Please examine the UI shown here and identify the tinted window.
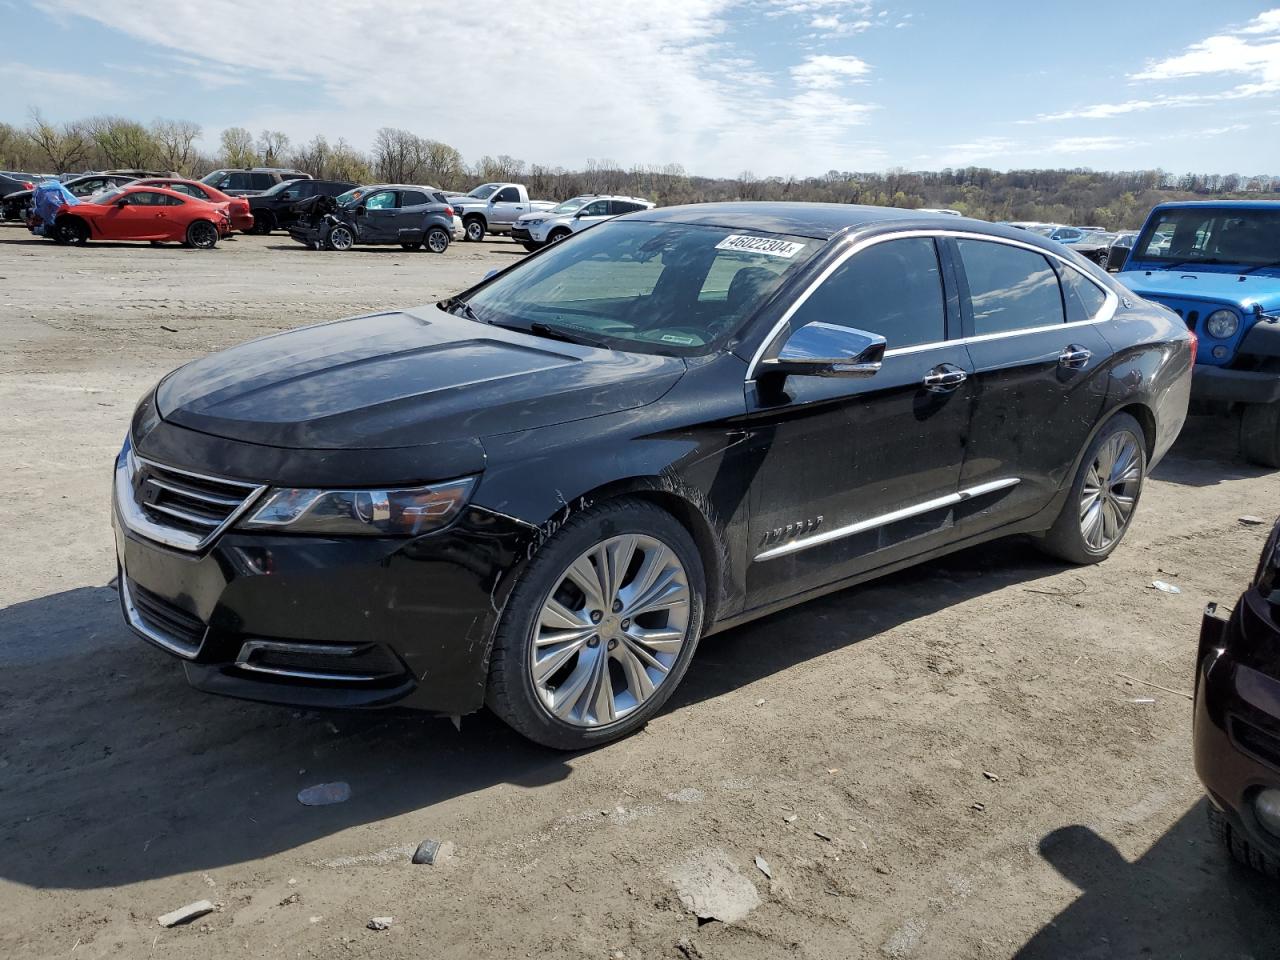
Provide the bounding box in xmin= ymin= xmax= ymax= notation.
xmin=1059 ymin=266 xmax=1107 ymax=323
xmin=494 ymin=187 xmax=520 ymax=203
xmin=249 ymin=173 xmax=273 ymax=190
xmin=788 ymin=238 xmax=946 ymax=349
xmin=957 ymin=239 xmax=1063 ymax=335
xmin=1133 ymin=207 xmax=1280 ymax=266
xmin=365 ymin=191 xmax=397 ymax=210
xmin=280 ymin=172 xmax=307 ymax=181
xmin=322 ymin=182 xmax=352 ymax=197
xmin=400 ymin=190 xmax=429 ymax=206
xmin=581 ymin=200 xmax=611 ymax=216
xmin=125 ymin=191 xmax=169 ymax=206
xmin=611 ymin=201 xmax=645 ymax=214
xmin=212 ymin=172 xmax=251 ymax=191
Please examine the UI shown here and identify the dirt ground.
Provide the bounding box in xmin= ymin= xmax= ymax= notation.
xmin=2 ymin=224 xmax=1279 ymax=960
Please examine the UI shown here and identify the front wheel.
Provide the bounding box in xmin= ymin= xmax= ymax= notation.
xmin=463 ymin=217 xmax=485 ymax=242
xmin=425 ymin=226 xmax=450 ymax=253
xmin=1240 ymin=402 xmax=1280 ymax=468
xmin=522 ymin=241 xmax=543 ymax=252
xmin=486 ymin=499 xmax=705 ymax=750
xmin=185 ymin=220 xmax=219 ymax=249
xmin=1037 ymin=412 xmax=1146 ymax=564
xmin=55 ymin=217 xmax=89 ymax=245
xmin=326 ymin=225 xmax=354 ymax=251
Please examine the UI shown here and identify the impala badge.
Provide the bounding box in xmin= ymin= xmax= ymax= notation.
xmin=760 ymin=516 xmax=824 ymax=548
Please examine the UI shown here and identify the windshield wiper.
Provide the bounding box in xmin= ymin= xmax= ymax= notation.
xmin=438 ymin=295 xmax=480 ymax=322
xmin=1159 ymin=257 xmax=1226 ymax=270
xmin=525 ymin=321 xmax=613 ymax=349
xmin=1243 ymin=260 xmax=1280 ymax=275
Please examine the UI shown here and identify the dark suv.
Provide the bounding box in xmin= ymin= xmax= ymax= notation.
xmin=200 ymin=167 xmax=310 ymax=198
xmin=245 ymin=178 xmax=358 ymax=234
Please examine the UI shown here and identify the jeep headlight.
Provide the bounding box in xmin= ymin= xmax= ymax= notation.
xmin=1205 ymin=309 xmax=1239 ymax=339
xmin=240 ymin=477 xmax=476 ymax=536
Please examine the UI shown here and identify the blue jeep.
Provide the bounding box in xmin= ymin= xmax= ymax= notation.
xmin=1121 ymin=201 xmax=1280 ymax=465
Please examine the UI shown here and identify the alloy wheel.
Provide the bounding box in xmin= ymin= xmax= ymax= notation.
xmin=1079 ymin=429 xmax=1141 ymax=552
xmin=426 ymin=228 xmax=449 ymax=253
xmin=465 ymin=220 xmax=484 ymax=242
xmin=530 ymin=534 xmax=691 ymax=728
xmin=188 ymin=221 xmax=218 ymax=249
xmin=328 ymin=226 xmax=354 ymax=251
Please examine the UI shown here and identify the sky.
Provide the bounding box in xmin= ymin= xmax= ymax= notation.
xmin=2 ymin=0 xmax=1278 ymax=178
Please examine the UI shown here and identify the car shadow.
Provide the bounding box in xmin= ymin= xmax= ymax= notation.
xmin=1014 ymin=803 xmax=1280 ymax=957
xmin=0 ymin=538 xmax=1063 ymax=891
xmin=1153 ymin=412 xmax=1276 ymax=487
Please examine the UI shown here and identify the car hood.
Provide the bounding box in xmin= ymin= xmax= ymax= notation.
xmin=155 ymin=306 xmax=686 ymax=450
xmin=1120 ymin=269 xmax=1280 ymax=311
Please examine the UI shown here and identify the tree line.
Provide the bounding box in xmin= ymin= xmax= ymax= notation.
xmin=2 ymin=111 xmax=1276 ymax=230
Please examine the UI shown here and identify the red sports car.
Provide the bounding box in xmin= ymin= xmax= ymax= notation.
xmin=51 ymin=185 xmax=231 ymax=249
xmin=133 ymin=177 xmax=254 ymax=232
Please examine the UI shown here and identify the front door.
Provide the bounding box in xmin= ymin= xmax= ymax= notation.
xmin=489 ymin=185 xmax=526 ymax=227
xmin=948 ymin=237 xmax=1115 ymax=532
xmin=103 ymin=191 xmax=170 ymax=240
xmin=571 ymin=198 xmax=613 ymax=234
xmin=743 ymin=235 xmax=976 ymax=608
xmin=358 ymin=189 xmax=401 ymax=241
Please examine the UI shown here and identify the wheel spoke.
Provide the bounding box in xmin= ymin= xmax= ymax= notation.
xmin=566 ymin=555 xmax=607 ymax=612
xmin=624 ymin=567 xmax=689 ymax=619
xmin=588 ymin=651 xmax=616 ymax=724
xmin=624 ymin=623 xmax=684 ymax=653
xmin=533 ymin=635 xmax=589 ymax=683
xmin=615 ymin=644 xmax=657 ymax=703
xmin=550 ymin=650 xmax=598 ymax=721
xmin=540 ymin=597 xmax=590 ymax=632
xmin=1081 ymin=501 xmax=1104 ymax=548
xmin=622 ymin=634 xmax=672 ymax=672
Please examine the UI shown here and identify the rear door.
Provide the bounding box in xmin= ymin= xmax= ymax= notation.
xmin=949 ymin=236 xmax=1115 ymax=533
xmin=397 ymin=189 xmax=431 ymax=241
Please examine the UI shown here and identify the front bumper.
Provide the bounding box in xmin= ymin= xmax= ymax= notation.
xmin=1194 ymin=593 xmax=1280 ymax=861
xmin=113 ymin=467 xmax=529 ymax=715
xmin=289 ymin=222 xmax=326 ymax=246
xmin=1190 ymin=365 xmax=1280 ymax=405
xmin=452 ymin=216 xmax=465 ymax=240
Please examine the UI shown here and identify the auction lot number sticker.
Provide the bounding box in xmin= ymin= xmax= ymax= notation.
xmin=715 ymin=235 xmax=805 ymax=258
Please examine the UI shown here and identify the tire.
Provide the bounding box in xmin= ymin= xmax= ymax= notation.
xmin=185 ymin=220 xmax=219 ymax=250
xmin=522 ymin=241 xmax=543 ymax=253
xmin=486 ymin=498 xmax=706 ymax=750
xmin=1208 ymin=803 xmax=1280 ymax=879
xmin=1037 ymin=412 xmax=1146 ymax=565
xmin=425 ymin=226 xmax=450 ymax=254
xmin=401 ymin=242 xmax=422 ymax=251
xmin=463 ymin=217 xmax=486 ymax=242
xmin=1240 ymin=403 xmax=1280 ymax=468
xmin=55 ymin=217 xmax=89 ymax=246
xmin=326 ymin=225 xmax=354 ymax=251
xmin=252 ymin=213 xmax=275 ymax=235
xmin=548 ymin=228 xmax=572 ymax=244
xmin=1097 ymin=252 xmax=1109 ymax=270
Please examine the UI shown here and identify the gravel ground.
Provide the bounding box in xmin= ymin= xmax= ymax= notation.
xmin=2 ymin=225 xmax=1279 ymax=959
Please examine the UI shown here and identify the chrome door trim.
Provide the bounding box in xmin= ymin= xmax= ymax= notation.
xmin=753 ymin=477 xmax=1020 ymax=562
xmin=745 ymin=229 xmax=1118 ymax=380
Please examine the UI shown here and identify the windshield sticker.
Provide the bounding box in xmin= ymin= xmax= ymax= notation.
xmin=715 ymin=235 xmax=805 ymax=258
xmin=660 ymin=333 xmax=698 ymax=345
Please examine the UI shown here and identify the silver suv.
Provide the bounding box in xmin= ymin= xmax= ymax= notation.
xmin=511 ymin=195 xmax=654 ymax=251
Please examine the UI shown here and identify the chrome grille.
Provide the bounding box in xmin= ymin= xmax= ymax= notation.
xmin=115 ymin=442 xmax=266 ymax=551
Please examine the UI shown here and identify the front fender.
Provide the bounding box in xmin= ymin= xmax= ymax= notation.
xmin=1240 ymin=319 xmax=1280 ymax=360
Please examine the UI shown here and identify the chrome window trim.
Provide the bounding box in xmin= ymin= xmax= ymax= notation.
xmin=119 ymin=576 xmax=206 ymax=660
xmin=745 ymin=229 xmax=1119 ymax=379
xmin=113 ymin=440 xmax=267 ymax=552
xmin=753 ymin=477 xmax=1020 ymax=562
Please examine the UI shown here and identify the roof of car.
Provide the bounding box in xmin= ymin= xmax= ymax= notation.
xmin=631 ymin=201 xmax=990 ymax=240
xmin=362 ymin=184 xmax=441 ymax=192
xmin=1150 ymin=199 xmax=1280 ymax=211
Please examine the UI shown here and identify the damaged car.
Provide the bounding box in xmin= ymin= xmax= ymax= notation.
xmin=113 ymin=203 xmax=1192 ymax=749
xmin=288 ymin=184 xmax=462 ymax=252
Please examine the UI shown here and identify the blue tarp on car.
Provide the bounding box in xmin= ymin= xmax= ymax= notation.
xmin=30 ymin=180 xmax=79 ymax=236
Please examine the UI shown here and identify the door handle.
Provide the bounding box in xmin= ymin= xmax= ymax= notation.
xmin=1059 ymin=345 xmax=1092 ymax=368
xmin=922 ymin=364 xmax=968 ymax=393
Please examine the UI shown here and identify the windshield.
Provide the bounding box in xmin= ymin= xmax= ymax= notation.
xmin=1025 ymin=225 xmax=1055 ymax=236
xmin=93 ymin=187 xmax=125 ymax=204
xmin=467 ymin=183 xmax=500 ymax=200
xmin=1134 ymin=207 xmax=1280 ymax=267
xmin=260 ymin=179 xmax=297 ymax=196
xmin=462 ymin=220 xmax=822 ymax=356
xmin=549 ymin=197 xmax=590 ymax=214
xmin=335 ymin=188 xmax=367 ymax=206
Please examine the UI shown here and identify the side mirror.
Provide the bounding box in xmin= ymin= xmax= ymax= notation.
xmin=759 ymin=322 xmax=885 ymax=379
xmin=116 ymin=199 xmax=129 ymax=208
xmin=355 ymin=205 xmax=366 ymax=215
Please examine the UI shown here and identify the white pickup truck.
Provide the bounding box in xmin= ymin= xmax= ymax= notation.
xmin=446 ymin=182 xmax=556 ymax=242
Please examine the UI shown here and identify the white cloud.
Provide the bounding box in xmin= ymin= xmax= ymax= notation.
xmin=30 ymin=0 xmax=882 ymax=176
xmin=0 ymin=62 xmax=126 ymax=104
xmin=1046 ymin=136 xmax=1132 ymax=154
xmin=791 ymin=54 xmax=872 ymax=89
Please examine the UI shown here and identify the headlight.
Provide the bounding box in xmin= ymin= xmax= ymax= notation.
xmin=526 ymin=218 xmax=544 ymax=226
xmin=239 ymin=477 xmax=476 ymax=536
xmin=1204 ymin=309 xmax=1239 ymax=339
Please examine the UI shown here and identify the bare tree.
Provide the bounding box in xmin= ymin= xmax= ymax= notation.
xmin=85 ymin=115 xmax=160 ymax=169
xmin=257 ymin=129 xmax=291 ymax=166
xmin=151 ymin=118 xmax=202 ymax=174
xmin=372 ymin=127 xmax=417 ymax=183
xmin=24 ymin=110 xmax=90 ymax=172
xmin=219 ymin=126 xmax=257 ymax=167
xmin=327 ymin=138 xmax=372 ymax=184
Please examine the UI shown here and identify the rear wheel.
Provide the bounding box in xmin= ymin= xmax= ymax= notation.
xmin=486 ymin=498 xmax=705 ymax=750
xmin=425 ymin=226 xmax=450 ymax=254
xmin=251 ymin=213 xmax=275 ymax=235
xmin=55 ymin=217 xmax=89 ymax=245
xmin=185 ymin=220 xmax=219 ymax=249
xmin=1208 ymin=803 xmax=1280 ymax=878
xmin=326 ymin=225 xmax=354 ymax=251
xmin=1240 ymin=402 xmax=1280 ymax=468
xmin=463 ymin=217 xmax=486 ymax=242
xmin=1037 ymin=412 xmax=1146 ymax=564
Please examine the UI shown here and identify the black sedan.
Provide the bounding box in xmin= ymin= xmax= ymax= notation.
xmin=246 ymin=178 xmax=358 ymax=234
xmin=1197 ymin=518 xmax=1280 ymax=877
xmin=113 ymin=203 xmax=1193 ymax=748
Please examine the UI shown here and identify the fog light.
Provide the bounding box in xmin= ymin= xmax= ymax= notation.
xmin=1212 ymin=346 xmax=1228 ymax=360
xmin=1255 ymin=789 xmax=1280 ymax=837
